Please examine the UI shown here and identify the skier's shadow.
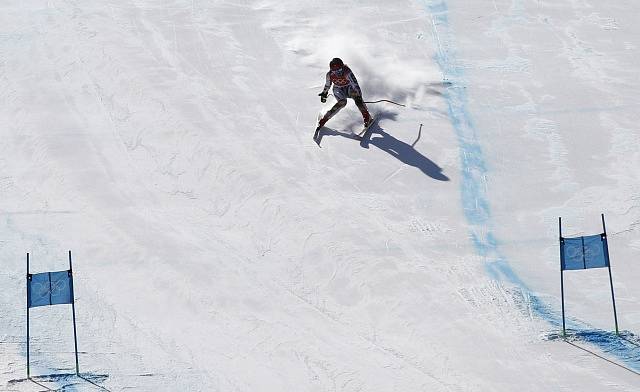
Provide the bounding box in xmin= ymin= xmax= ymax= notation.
xmin=365 ymin=127 xmax=449 ymax=181
xmin=320 ymin=113 xmax=449 ymax=181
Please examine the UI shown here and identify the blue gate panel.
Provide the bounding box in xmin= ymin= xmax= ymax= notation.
xmin=561 ymin=234 xmax=609 ymax=271
xmin=28 ymin=270 xmax=73 ymax=308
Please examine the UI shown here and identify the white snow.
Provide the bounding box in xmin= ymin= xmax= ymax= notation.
xmin=1 ymin=0 xmax=639 ymax=391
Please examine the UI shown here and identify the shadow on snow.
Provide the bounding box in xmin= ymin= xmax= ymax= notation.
xmin=545 ymin=329 xmax=640 ymax=375
xmin=317 ymin=110 xmax=450 ymax=182
xmin=8 ymin=372 xmax=111 ymax=391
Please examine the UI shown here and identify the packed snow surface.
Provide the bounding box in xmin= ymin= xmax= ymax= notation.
xmin=1 ymin=0 xmax=640 ymax=391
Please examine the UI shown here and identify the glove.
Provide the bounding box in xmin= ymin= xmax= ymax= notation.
xmin=319 ymin=92 xmax=328 ymax=103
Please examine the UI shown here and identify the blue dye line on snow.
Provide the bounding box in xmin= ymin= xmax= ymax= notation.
xmin=420 ymin=0 xmax=640 ymax=371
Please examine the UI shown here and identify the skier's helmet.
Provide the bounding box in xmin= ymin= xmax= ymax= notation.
xmin=330 ymin=58 xmax=344 ymax=71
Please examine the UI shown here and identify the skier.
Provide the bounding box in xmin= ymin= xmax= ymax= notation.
xmin=316 ymin=58 xmax=373 ymax=132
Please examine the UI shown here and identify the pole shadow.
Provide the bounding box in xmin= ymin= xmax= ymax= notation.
xmin=317 ymin=127 xmax=360 ymax=142
xmin=79 ymin=374 xmax=112 ymax=391
xmin=564 ymin=340 xmax=640 ymax=376
xmin=29 ymin=378 xmax=54 ymax=391
xmin=620 ymin=331 xmax=640 ymax=348
xmin=548 ymin=329 xmax=640 ymax=375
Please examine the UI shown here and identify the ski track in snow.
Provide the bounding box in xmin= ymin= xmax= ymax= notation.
xmin=422 ymin=0 xmax=640 ymax=373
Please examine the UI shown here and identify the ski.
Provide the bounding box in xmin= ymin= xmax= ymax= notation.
xmin=313 ymin=126 xmax=322 ymax=147
xmin=313 ymin=112 xmax=324 ymax=147
xmin=357 ymin=114 xmax=378 ymax=139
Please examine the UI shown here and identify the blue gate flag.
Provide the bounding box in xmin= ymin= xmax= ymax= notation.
xmin=561 ymin=234 xmax=609 ymax=271
xmin=28 ymin=270 xmax=74 ymax=308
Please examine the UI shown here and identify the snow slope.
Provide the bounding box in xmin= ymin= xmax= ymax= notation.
xmin=1 ymin=0 xmax=639 ymax=391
